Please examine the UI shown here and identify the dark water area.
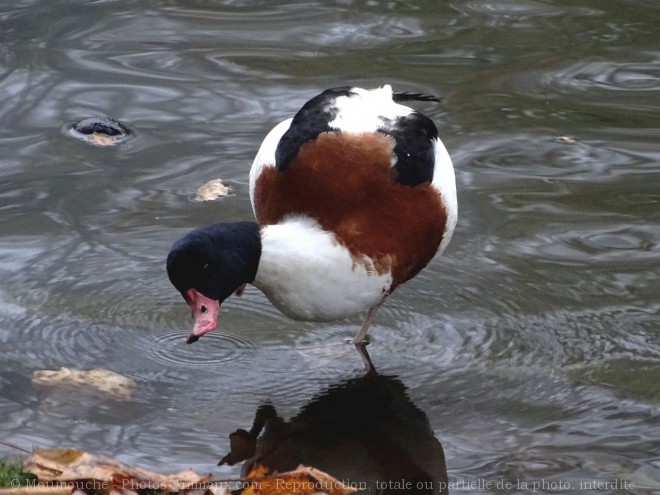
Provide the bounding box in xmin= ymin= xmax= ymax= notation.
xmin=1 ymin=0 xmax=659 ymax=493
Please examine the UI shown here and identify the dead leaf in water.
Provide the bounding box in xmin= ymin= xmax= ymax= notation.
xmin=10 ymin=448 xmax=352 ymax=495
xmin=244 ymin=464 xmax=269 ymax=480
xmin=87 ymin=132 xmax=119 ymax=147
xmin=240 ymin=464 xmax=357 ymax=495
xmin=31 ymin=368 xmax=135 ymax=399
xmin=195 ymin=179 xmax=229 ymax=201
xmin=24 ymin=449 xmax=214 ymax=494
xmin=0 ymin=487 xmax=74 ymax=495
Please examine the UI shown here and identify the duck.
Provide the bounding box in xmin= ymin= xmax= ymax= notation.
xmin=166 ymin=85 xmax=457 ymax=353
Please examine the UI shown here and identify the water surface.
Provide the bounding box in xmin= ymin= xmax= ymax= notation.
xmin=1 ymin=1 xmax=659 ymax=493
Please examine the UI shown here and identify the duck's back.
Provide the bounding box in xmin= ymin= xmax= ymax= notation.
xmin=249 ymin=85 xmax=457 ymax=290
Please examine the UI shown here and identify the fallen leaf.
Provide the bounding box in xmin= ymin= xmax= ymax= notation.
xmin=32 ymin=368 xmax=135 ymax=399
xmin=24 ymin=449 xmax=215 ymax=494
xmin=87 ymin=133 xmax=119 ymax=147
xmin=0 ymin=487 xmax=73 ymax=495
xmin=196 ymin=179 xmax=229 ymax=201
xmin=18 ymin=449 xmax=353 ymax=495
xmin=240 ymin=465 xmax=357 ymax=495
xmin=245 ymin=464 xmax=269 ymax=480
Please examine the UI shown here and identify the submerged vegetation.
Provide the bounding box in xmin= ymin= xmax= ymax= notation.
xmin=0 ymin=457 xmax=36 ymax=487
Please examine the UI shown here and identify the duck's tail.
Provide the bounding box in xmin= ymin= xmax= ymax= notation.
xmin=392 ymin=91 xmax=443 ymax=103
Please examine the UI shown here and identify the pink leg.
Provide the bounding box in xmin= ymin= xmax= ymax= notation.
xmin=351 ymin=298 xmax=386 ymax=344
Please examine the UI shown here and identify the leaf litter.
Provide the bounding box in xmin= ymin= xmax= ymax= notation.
xmin=1 ymin=449 xmax=355 ymax=495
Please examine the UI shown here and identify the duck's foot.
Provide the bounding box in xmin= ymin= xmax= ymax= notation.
xmin=353 ymin=341 xmax=377 ymax=374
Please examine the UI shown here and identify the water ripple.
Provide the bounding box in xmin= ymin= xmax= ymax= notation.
xmin=543 ymin=57 xmax=660 ymax=95
xmin=0 ymin=316 xmax=114 ymax=369
xmin=136 ymin=330 xmax=256 ymax=369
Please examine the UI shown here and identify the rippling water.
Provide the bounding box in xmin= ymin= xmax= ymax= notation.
xmin=1 ymin=0 xmax=659 ymax=493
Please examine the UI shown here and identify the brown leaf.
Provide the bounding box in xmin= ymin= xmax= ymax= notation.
xmin=240 ymin=465 xmax=357 ymax=495
xmin=32 ymin=368 xmax=135 ymax=399
xmin=244 ymin=464 xmax=269 ymax=480
xmin=195 ymin=179 xmax=229 ymax=201
xmin=88 ymin=133 xmax=119 ymax=147
xmin=24 ymin=449 xmax=214 ymax=494
xmin=0 ymin=487 xmax=72 ymax=495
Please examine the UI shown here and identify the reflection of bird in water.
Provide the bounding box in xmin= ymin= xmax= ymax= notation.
xmin=219 ymin=372 xmax=448 ymax=494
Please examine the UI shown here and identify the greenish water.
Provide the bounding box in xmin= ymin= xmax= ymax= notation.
xmin=0 ymin=1 xmax=658 ymax=493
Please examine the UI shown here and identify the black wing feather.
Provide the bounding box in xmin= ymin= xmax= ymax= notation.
xmin=275 ymin=87 xmax=352 ymax=171
xmin=381 ymin=112 xmax=438 ymax=186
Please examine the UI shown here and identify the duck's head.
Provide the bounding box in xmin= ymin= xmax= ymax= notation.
xmin=166 ymin=222 xmax=261 ymax=344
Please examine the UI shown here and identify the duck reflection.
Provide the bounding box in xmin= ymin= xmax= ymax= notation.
xmin=219 ymin=370 xmax=447 ymax=494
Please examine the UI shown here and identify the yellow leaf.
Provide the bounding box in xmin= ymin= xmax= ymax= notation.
xmin=24 ymin=449 xmax=214 ymax=493
xmin=88 ymin=133 xmax=119 ymax=147
xmin=245 ymin=464 xmax=270 ymax=480
xmin=240 ymin=465 xmax=356 ymax=495
xmin=195 ymin=179 xmax=230 ymax=201
xmin=32 ymin=368 xmax=135 ymax=399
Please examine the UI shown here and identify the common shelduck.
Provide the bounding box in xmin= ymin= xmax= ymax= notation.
xmin=167 ymin=85 xmax=457 ymax=351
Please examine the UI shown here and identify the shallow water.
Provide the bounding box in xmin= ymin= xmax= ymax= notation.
xmin=1 ymin=0 xmax=659 ymax=493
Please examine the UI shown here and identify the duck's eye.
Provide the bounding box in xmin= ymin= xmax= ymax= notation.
xmin=201 ymin=305 xmax=207 ymax=314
